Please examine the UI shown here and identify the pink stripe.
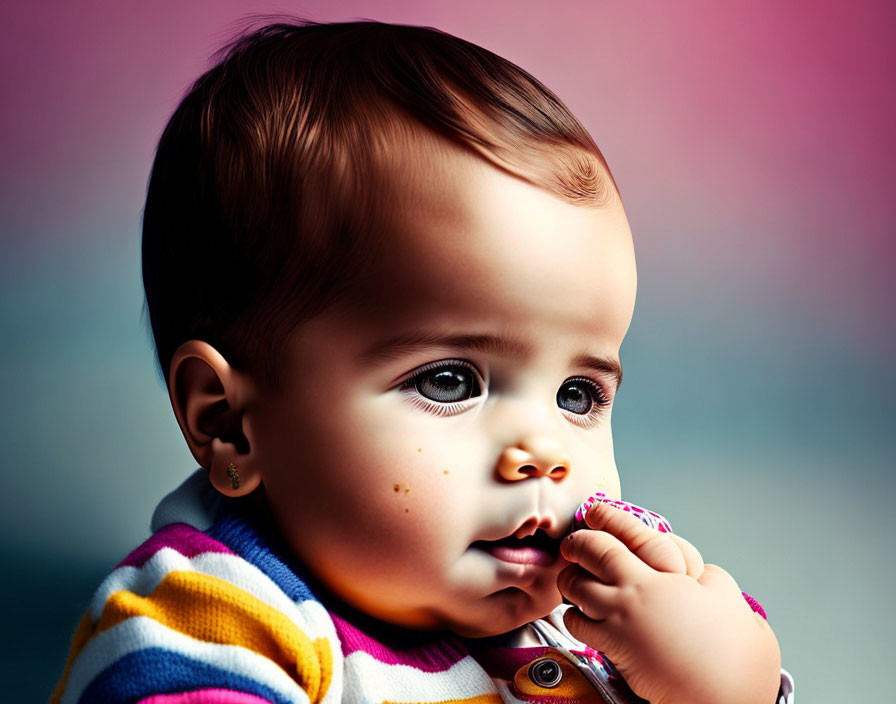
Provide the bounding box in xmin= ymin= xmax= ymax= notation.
xmin=136 ymin=690 xmax=273 ymax=704
xmin=742 ymin=591 xmax=768 ymax=619
xmin=118 ymin=523 xmax=234 ymax=568
xmin=331 ymin=611 xmax=469 ymax=671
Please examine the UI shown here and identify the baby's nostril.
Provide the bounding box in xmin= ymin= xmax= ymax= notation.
xmin=549 ymin=465 xmax=567 ymax=477
xmin=519 ymin=464 xmax=538 ymax=475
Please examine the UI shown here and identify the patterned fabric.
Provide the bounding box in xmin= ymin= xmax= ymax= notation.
xmin=573 ymin=493 xmax=673 ymax=534
xmin=50 ymin=471 xmax=794 ymax=703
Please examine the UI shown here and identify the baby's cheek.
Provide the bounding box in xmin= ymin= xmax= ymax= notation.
xmin=388 ymin=480 xmax=416 ymax=517
xmin=602 ymin=471 xmax=622 ymax=499
xmin=576 ymin=465 xmax=620 ymax=501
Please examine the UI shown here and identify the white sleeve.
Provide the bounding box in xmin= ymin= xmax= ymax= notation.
xmin=777 ymin=668 xmax=794 ymax=703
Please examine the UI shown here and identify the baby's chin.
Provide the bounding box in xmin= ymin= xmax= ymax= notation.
xmin=438 ymin=586 xmax=563 ymax=639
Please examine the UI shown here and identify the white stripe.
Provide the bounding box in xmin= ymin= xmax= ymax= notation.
xmin=89 ymin=548 xmax=337 ymax=643
xmin=342 ymin=649 xmax=496 ymax=704
xmin=60 ymin=615 xmax=310 ymax=704
xmin=88 ymin=547 xmax=345 ymax=704
xmin=778 ymin=668 xmax=795 ymax=704
xmin=149 ymin=468 xmax=217 ymax=533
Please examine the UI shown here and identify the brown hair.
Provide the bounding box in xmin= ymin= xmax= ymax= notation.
xmin=141 ymin=18 xmax=619 ymax=393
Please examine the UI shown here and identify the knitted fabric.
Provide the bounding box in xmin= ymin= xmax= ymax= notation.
xmin=50 ymin=473 xmax=790 ymax=703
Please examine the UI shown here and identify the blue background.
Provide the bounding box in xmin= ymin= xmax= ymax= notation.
xmin=2 ymin=1 xmax=893 ymax=701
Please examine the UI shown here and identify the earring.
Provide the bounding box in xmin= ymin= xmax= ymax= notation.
xmin=226 ymin=462 xmax=240 ymax=490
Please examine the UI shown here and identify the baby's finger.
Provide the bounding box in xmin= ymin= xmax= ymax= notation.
xmin=696 ymin=563 xmax=741 ymax=595
xmin=560 ymin=528 xmax=647 ymax=585
xmin=668 ymin=534 xmax=705 ymax=579
xmin=556 ymin=564 xmax=618 ymax=621
xmin=697 ymin=565 xmax=760 ymax=622
xmin=584 ymin=502 xmax=687 ymax=575
xmin=562 ymin=605 xmax=613 ymax=652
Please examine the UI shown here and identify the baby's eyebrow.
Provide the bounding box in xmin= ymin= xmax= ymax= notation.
xmin=361 ymin=332 xmax=623 ymax=389
xmin=362 ymin=332 xmax=532 ymax=364
xmin=571 ymin=353 xmax=623 ymax=390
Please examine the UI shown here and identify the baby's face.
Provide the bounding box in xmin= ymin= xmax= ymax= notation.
xmin=248 ymin=141 xmax=636 ymax=637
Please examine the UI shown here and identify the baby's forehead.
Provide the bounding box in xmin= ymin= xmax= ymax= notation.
xmin=371 ymin=128 xmax=629 ymax=242
xmin=367 ymin=121 xmax=483 ymax=203
xmin=331 ymin=138 xmax=636 ymax=350
xmin=368 ymin=124 xmax=608 ymax=232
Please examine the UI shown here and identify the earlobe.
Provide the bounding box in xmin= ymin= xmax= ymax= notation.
xmin=207 ymin=439 xmax=262 ymax=497
xmin=168 ymin=340 xmax=262 ymax=497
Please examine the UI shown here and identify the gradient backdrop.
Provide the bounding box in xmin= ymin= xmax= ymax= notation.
xmin=2 ymin=1 xmax=893 ymax=701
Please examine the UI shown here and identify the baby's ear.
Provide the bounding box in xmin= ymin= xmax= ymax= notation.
xmin=168 ymin=340 xmax=262 ymax=497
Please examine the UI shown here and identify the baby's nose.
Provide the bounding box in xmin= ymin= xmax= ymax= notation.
xmin=496 ymin=435 xmax=571 ymax=482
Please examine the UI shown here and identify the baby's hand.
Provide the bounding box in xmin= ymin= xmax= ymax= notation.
xmin=557 ymin=502 xmax=781 ymax=704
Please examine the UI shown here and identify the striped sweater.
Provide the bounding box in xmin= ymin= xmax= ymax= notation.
xmin=51 ymin=471 xmax=794 ymax=703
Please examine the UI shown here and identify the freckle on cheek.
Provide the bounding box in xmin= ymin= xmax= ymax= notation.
xmin=442 ymin=469 xmax=450 ymax=475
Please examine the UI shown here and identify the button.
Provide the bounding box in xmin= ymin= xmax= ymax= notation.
xmin=528 ymin=657 xmax=563 ymax=688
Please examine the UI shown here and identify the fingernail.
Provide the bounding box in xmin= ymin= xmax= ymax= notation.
xmin=572 ymin=492 xmax=608 ymax=530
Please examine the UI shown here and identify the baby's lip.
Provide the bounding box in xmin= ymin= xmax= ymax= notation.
xmin=471 ymin=512 xmax=569 ymax=564
xmin=470 ymin=529 xmax=562 ymax=566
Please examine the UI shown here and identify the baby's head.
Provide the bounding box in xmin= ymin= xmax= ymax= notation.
xmin=143 ymin=19 xmax=636 ymax=637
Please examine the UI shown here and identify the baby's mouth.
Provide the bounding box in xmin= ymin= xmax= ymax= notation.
xmin=471 ymin=529 xmax=561 ymax=567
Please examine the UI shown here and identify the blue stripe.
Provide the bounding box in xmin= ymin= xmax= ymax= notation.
xmin=207 ymin=511 xmax=320 ymax=605
xmin=78 ymin=648 xmax=295 ymax=703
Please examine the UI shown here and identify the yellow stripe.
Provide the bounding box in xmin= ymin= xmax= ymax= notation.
xmin=313 ymin=636 xmax=333 ymax=701
xmin=91 ymin=570 xmax=331 ymax=702
xmin=383 ymin=696 xmax=504 ymax=704
xmin=49 ymin=610 xmax=94 ymax=704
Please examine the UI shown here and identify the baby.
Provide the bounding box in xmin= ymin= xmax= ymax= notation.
xmin=51 ymin=19 xmax=792 ymax=704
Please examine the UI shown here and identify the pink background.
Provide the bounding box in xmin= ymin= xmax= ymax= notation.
xmin=2 ymin=1 xmax=892 ymax=700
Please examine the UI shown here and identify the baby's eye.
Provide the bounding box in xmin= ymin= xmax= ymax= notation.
xmin=403 ymin=361 xmax=482 ymax=403
xmin=557 ymin=378 xmax=609 ymax=416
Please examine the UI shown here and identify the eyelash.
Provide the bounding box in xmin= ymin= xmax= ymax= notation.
xmin=559 ymin=376 xmax=612 ymax=429
xmin=398 ymin=359 xmax=484 ymax=417
xmin=397 ymin=360 xmax=613 ymax=426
